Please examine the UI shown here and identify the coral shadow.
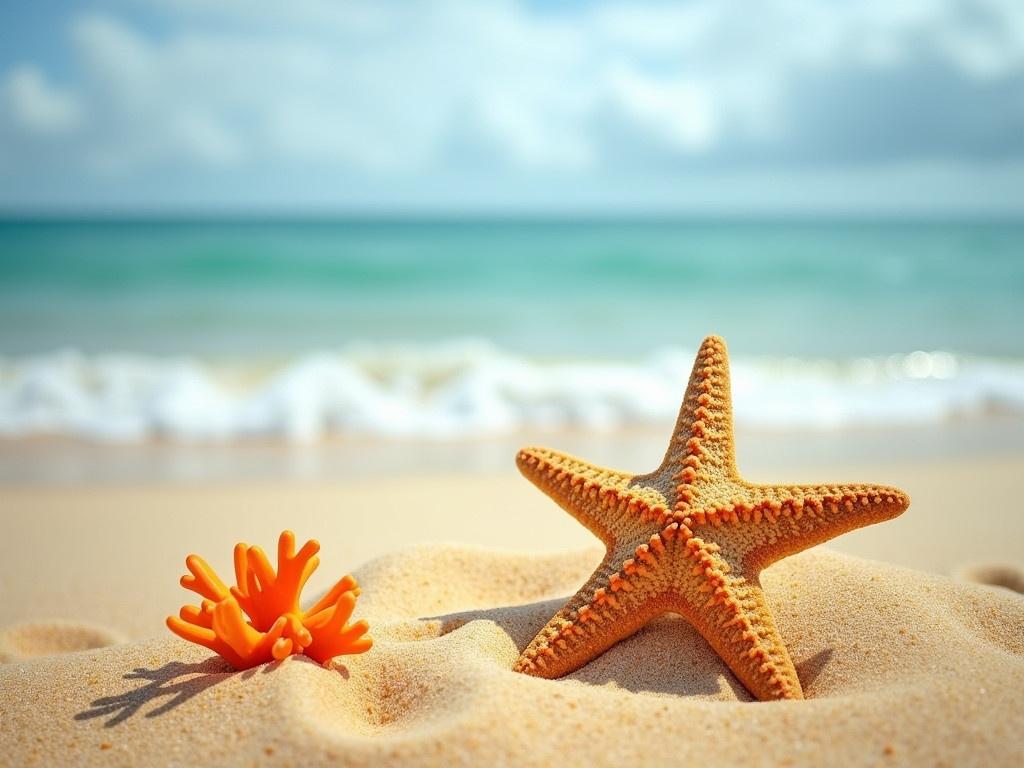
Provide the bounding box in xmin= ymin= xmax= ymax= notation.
xmin=74 ymin=658 xmax=235 ymax=727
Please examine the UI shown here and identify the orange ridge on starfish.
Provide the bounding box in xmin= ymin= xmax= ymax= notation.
xmin=512 ymin=335 xmax=910 ymax=701
xmin=166 ymin=530 xmax=372 ymax=670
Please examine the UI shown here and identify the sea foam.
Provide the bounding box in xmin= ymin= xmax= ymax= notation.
xmin=1 ymin=342 xmax=1022 ymax=442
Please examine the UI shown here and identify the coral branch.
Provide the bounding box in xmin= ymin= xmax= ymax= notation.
xmin=305 ymin=574 xmax=359 ymax=618
xmin=230 ymin=532 xmax=321 ymax=631
xmin=180 ymin=555 xmax=230 ymax=603
xmin=166 ymin=531 xmax=372 ymax=670
xmin=304 ymin=591 xmax=373 ymax=664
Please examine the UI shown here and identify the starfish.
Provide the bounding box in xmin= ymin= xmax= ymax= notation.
xmin=513 ymin=335 xmax=909 ymax=701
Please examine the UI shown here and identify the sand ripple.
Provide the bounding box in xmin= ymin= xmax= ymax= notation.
xmin=1 ymin=547 xmax=1022 ymax=766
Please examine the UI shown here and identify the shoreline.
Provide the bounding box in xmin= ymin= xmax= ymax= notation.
xmin=2 ymin=415 xmax=1023 ymax=485
xmin=2 ymin=452 xmax=1022 ymax=640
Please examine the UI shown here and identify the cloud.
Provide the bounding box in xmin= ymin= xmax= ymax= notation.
xmin=0 ymin=0 xmax=1022 ymax=210
xmin=2 ymin=66 xmax=82 ymax=135
xmin=607 ymin=66 xmax=717 ymax=153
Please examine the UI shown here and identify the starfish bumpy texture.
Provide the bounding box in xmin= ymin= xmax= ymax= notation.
xmin=514 ymin=336 xmax=910 ymax=701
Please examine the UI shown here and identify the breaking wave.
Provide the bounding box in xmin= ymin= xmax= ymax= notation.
xmin=1 ymin=341 xmax=1022 ymax=442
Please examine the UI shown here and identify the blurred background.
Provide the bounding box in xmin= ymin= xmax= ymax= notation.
xmin=1 ymin=0 xmax=1022 ymax=484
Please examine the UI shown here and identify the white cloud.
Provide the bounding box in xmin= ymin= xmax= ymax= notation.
xmin=608 ymin=66 xmax=717 ymax=152
xmin=0 ymin=0 xmax=1022 ymax=209
xmin=2 ymin=66 xmax=82 ymax=135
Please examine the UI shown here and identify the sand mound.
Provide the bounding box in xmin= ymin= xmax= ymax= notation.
xmin=0 ymin=620 xmax=124 ymax=662
xmin=954 ymin=563 xmax=1024 ymax=595
xmin=1 ymin=546 xmax=1022 ymax=766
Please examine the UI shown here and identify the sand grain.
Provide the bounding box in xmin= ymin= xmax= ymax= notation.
xmin=1 ymin=545 xmax=1022 ymax=767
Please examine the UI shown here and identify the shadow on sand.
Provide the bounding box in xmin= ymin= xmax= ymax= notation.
xmin=420 ymin=597 xmax=833 ymax=700
xmin=794 ymin=647 xmax=834 ymax=693
xmin=75 ymin=658 xmax=244 ymax=727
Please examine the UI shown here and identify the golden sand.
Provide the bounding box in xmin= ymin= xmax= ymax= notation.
xmin=1 ymin=457 xmax=1020 ymax=638
xmin=1 ymin=454 xmax=1023 ymax=765
xmin=1 ymin=545 xmax=1023 ymax=766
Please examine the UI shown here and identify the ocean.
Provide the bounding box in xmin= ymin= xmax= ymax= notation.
xmin=1 ymin=218 xmax=1022 ymax=442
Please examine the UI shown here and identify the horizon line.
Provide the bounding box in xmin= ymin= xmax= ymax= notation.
xmin=2 ymin=209 xmax=1023 ymax=225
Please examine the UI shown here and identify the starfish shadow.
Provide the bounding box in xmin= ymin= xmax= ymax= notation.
xmin=956 ymin=564 xmax=1024 ymax=594
xmin=423 ymin=599 xmax=742 ymax=700
xmin=563 ymin=615 xmax=749 ymax=699
xmin=423 ymin=597 xmax=565 ymax=650
xmin=74 ymin=657 xmax=236 ymax=727
xmin=794 ymin=647 xmax=834 ymax=694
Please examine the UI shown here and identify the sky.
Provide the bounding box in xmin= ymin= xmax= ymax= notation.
xmin=1 ymin=0 xmax=1022 ymax=215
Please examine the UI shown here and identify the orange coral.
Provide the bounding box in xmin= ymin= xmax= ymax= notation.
xmin=166 ymin=531 xmax=371 ymax=670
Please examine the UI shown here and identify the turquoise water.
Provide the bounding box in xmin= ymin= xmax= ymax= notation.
xmin=1 ymin=218 xmax=1023 ymax=441
xmin=1 ymin=218 xmax=1022 ymax=358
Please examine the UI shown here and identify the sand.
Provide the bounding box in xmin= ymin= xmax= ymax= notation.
xmin=1 ymin=455 xmax=1023 ymax=765
xmin=2 ymin=546 xmax=1023 ymax=766
xmin=2 ymin=457 xmax=1023 ymax=638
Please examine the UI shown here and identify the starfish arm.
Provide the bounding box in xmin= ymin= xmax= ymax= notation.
xmin=727 ymin=482 xmax=910 ymax=569
xmin=674 ymin=567 xmax=802 ymax=701
xmin=654 ymin=334 xmax=737 ymax=472
xmin=514 ymin=546 xmax=674 ymax=678
xmin=516 ymin=447 xmax=651 ymax=542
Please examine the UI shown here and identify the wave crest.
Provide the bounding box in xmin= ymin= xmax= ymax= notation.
xmin=1 ymin=342 xmax=1022 ymax=441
